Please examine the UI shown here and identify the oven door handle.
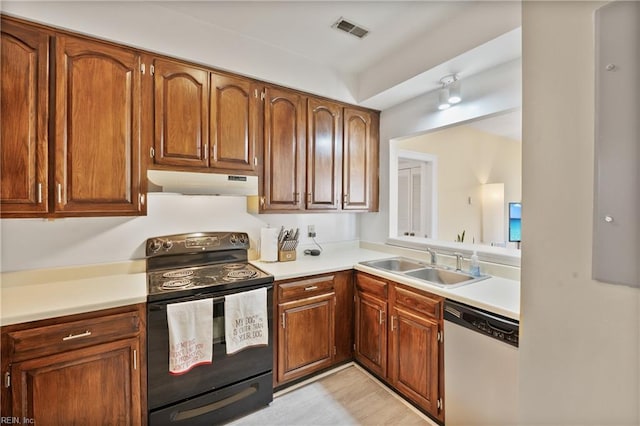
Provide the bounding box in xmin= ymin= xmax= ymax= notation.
xmin=148 ymin=295 xmax=226 ymax=311
xmin=171 ymin=384 xmax=258 ymax=421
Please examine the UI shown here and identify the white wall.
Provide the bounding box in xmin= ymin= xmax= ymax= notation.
xmin=0 ymin=194 xmax=358 ymax=272
xmin=360 ymin=58 xmax=522 ymax=244
xmin=520 ymin=2 xmax=639 ymax=424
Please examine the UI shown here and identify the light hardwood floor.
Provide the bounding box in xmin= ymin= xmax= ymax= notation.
xmin=227 ymin=364 xmax=438 ymax=425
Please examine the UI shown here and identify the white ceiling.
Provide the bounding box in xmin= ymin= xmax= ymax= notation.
xmin=155 ymin=1 xmax=471 ymax=77
xmin=155 ymin=1 xmax=522 ymax=140
xmin=2 ymin=0 xmax=522 ymax=135
xmin=155 ymin=1 xmax=522 ymax=109
xmin=465 ymin=109 xmax=522 ymax=142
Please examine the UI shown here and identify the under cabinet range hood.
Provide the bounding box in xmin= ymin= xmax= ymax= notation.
xmin=147 ymin=170 xmax=259 ymax=196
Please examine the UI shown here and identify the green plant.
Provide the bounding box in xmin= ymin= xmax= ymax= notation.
xmin=456 ymin=230 xmax=466 ymax=242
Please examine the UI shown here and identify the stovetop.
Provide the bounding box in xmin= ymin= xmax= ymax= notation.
xmin=145 ymin=232 xmax=273 ymax=302
xmin=148 ymin=262 xmax=272 ymax=301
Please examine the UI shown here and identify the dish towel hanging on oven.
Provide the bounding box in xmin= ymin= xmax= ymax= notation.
xmin=166 ymin=298 xmax=213 ymax=375
xmin=224 ymin=287 xmax=268 ymax=354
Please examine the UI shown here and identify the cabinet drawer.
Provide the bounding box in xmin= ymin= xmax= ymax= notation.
xmin=278 ymin=275 xmax=335 ymax=302
xmin=7 ymin=311 xmax=140 ymax=361
xmin=356 ymin=273 xmax=387 ymax=298
xmin=394 ymin=285 xmax=442 ymax=319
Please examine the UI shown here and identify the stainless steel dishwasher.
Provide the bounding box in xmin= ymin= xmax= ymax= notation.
xmin=444 ymin=300 xmax=519 ymax=426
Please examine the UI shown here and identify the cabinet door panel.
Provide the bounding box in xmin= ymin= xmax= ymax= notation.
xmin=263 ymin=87 xmax=305 ymax=211
xmin=153 ymin=59 xmax=209 ymax=167
xmin=11 ymin=338 xmax=141 ymax=425
xmin=0 ymin=20 xmax=49 ymax=216
xmin=343 ymin=108 xmax=378 ymax=211
xmin=306 ymin=98 xmax=341 ymax=210
xmin=277 ymin=293 xmax=335 ymax=383
xmin=354 ymin=291 xmax=387 ymax=377
xmin=210 ymin=74 xmax=259 ymax=172
xmin=54 ymin=36 xmax=142 ymax=214
xmin=390 ymin=306 xmax=440 ymax=417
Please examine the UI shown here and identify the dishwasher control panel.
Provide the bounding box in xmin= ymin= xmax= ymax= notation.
xmin=444 ymin=300 xmax=519 ymax=347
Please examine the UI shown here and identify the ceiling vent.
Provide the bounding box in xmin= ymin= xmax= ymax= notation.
xmin=332 ymin=17 xmax=369 ymax=39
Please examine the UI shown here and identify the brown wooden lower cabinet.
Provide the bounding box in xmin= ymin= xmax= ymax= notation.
xmin=354 ymin=271 xmax=388 ymax=377
xmin=0 ymin=304 xmax=146 ymax=425
xmin=354 ymin=271 xmax=444 ymax=422
xmin=274 ymin=270 xmax=353 ymax=387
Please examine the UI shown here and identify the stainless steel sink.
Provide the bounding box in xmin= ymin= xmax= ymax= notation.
xmin=405 ymin=268 xmax=477 ymax=285
xmin=360 ymin=257 xmax=426 ymax=272
xmin=359 ymin=257 xmax=490 ymax=288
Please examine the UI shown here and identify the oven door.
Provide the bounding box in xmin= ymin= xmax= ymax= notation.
xmin=147 ymin=283 xmax=273 ymax=411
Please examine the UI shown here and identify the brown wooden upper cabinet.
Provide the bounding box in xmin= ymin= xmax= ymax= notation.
xmin=260 ymin=95 xmax=379 ymax=213
xmin=262 ymin=86 xmax=306 ymax=211
xmin=150 ymin=62 xmax=261 ymax=174
xmin=0 ymin=19 xmax=50 ymax=217
xmin=343 ymin=107 xmax=379 ymax=211
xmin=306 ymin=98 xmax=342 ymax=211
xmin=1 ymin=16 xmax=378 ymax=218
xmin=54 ymin=35 xmax=144 ymax=216
xmin=210 ymin=73 xmax=261 ymax=173
xmin=151 ymin=58 xmax=209 ymax=168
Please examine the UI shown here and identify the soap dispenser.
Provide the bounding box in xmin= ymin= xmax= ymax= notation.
xmin=470 ymin=251 xmax=481 ymax=277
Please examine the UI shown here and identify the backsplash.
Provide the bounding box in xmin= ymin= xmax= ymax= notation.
xmin=0 ymin=194 xmax=359 ymax=272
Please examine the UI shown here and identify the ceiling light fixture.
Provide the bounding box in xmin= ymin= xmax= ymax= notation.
xmin=437 ymin=74 xmax=462 ymax=110
xmin=438 ymin=87 xmax=451 ymax=110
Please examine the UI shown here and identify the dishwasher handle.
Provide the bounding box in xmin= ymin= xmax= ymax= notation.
xmin=444 ymin=300 xmax=519 ymax=347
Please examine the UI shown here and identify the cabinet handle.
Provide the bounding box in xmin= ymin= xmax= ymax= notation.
xmin=133 ymin=349 xmax=138 ymax=370
xmin=62 ymin=330 xmax=92 ymax=341
xmin=391 ymin=315 xmax=396 ymax=331
xmin=140 ymin=193 xmax=145 ymax=206
xmin=37 ymin=183 xmax=42 ymax=204
xmin=343 ymin=193 xmax=349 ymax=204
xmin=260 ymin=196 xmax=265 ymax=209
xmin=379 ymin=310 xmax=384 ymax=325
xmin=304 ymin=285 xmax=318 ymax=291
xmin=57 ymin=183 xmax=62 ymax=204
xmin=294 ymin=192 xmax=300 ymax=204
xmin=212 ymin=144 xmax=217 ymax=160
xmin=281 ymin=312 xmax=286 ymax=328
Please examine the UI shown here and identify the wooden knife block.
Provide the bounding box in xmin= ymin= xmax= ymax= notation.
xmin=278 ymin=250 xmax=296 ymax=262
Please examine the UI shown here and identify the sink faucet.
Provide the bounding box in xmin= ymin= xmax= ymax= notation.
xmin=454 ymin=252 xmax=464 ymax=271
xmin=426 ymin=247 xmax=437 ymax=265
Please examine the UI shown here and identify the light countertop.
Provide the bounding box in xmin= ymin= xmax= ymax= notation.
xmin=1 ymin=261 xmax=147 ymax=326
xmin=253 ymin=241 xmax=520 ymax=320
xmin=1 ymin=241 xmax=520 ymax=326
xmin=250 ymin=241 xmax=391 ymax=280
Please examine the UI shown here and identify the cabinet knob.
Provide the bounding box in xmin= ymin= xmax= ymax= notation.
xmin=604 ymin=215 xmax=614 ymax=223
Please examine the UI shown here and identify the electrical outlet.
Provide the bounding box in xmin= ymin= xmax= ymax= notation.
xmin=308 ymin=224 xmax=316 ymax=238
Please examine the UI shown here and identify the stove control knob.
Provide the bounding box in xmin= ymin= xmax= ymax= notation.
xmin=149 ymin=240 xmax=161 ymax=253
xmin=230 ymin=234 xmax=238 ymax=244
xmin=162 ymin=240 xmax=173 ymax=250
xmin=239 ymin=234 xmax=248 ymax=244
